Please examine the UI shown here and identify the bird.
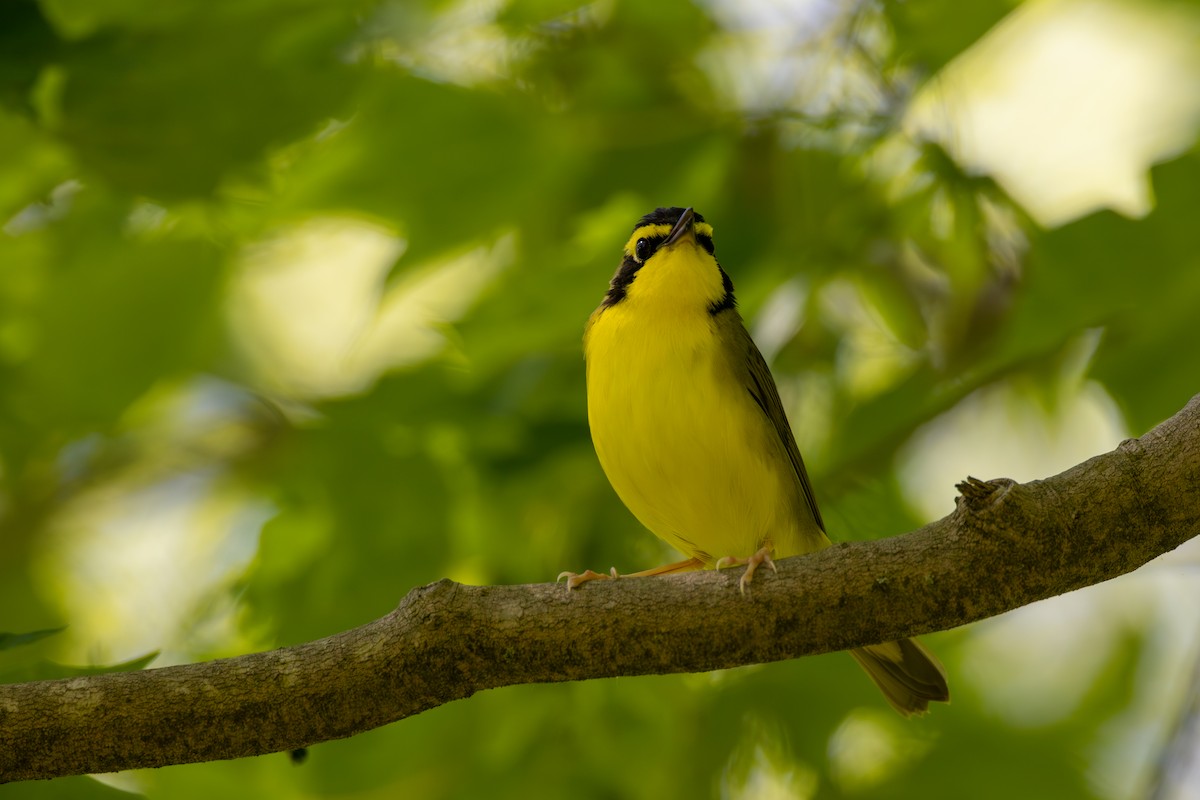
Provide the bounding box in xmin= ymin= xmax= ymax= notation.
xmin=559 ymin=206 xmax=950 ymax=716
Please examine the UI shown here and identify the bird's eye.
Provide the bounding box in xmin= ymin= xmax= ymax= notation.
xmin=635 ymin=238 xmax=651 ymax=261
xmin=697 ymin=234 xmax=715 ymax=256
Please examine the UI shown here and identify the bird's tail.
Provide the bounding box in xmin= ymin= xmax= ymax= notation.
xmin=849 ymin=639 xmax=950 ymax=717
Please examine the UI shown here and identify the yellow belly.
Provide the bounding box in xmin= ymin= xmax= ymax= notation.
xmin=585 ymin=305 xmax=825 ymax=564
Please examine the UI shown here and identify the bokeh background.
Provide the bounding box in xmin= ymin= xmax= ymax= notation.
xmin=3 ymin=0 xmax=1200 ymax=797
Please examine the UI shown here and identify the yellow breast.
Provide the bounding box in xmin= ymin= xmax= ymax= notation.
xmin=584 ymin=292 xmax=823 ymax=565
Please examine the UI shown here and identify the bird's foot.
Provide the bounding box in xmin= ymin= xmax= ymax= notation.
xmin=715 ymin=547 xmax=777 ymax=595
xmin=556 ymin=567 xmax=619 ymax=591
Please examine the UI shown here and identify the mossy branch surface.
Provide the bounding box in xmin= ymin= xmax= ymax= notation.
xmin=3 ymin=394 xmax=1199 ymax=782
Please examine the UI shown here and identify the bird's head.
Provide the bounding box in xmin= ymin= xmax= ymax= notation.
xmin=601 ymin=207 xmax=735 ymax=315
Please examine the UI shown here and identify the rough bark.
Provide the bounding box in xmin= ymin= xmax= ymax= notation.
xmin=3 ymin=394 xmax=1199 ymax=783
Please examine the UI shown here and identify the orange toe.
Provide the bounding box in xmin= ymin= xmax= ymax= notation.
xmin=556 ymin=567 xmax=618 ymax=591
xmin=715 ymin=546 xmax=776 ymax=595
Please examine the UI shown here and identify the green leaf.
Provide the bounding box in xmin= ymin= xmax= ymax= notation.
xmin=53 ymin=5 xmax=364 ymax=197
xmin=49 ymin=650 xmax=160 ymax=677
xmin=0 ymin=625 xmax=66 ymax=651
xmin=1 ymin=651 xmax=158 ymax=684
xmin=885 ymin=0 xmax=1017 ymax=75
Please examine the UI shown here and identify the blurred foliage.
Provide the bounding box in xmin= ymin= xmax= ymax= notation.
xmin=2 ymin=0 xmax=1199 ymax=798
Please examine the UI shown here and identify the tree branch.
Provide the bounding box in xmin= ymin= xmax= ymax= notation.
xmin=4 ymin=394 xmax=1200 ymax=783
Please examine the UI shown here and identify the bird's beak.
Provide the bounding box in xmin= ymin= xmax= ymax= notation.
xmin=663 ymin=207 xmax=696 ymax=247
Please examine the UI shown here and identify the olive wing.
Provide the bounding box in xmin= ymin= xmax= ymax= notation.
xmin=726 ymin=316 xmax=826 ymax=533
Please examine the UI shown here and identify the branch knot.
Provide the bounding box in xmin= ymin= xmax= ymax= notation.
xmin=955 ymin=476 xmax=1014 ymax=508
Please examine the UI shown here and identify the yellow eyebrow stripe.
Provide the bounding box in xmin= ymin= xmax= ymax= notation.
xmin=623 ymin=222 xmax=715 ymax=258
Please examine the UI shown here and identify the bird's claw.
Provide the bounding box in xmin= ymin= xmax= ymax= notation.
xmin=556 ymin=567 xmax=619 ymax=591
xmin=715 ymin=547 xmax=776 ymax=596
